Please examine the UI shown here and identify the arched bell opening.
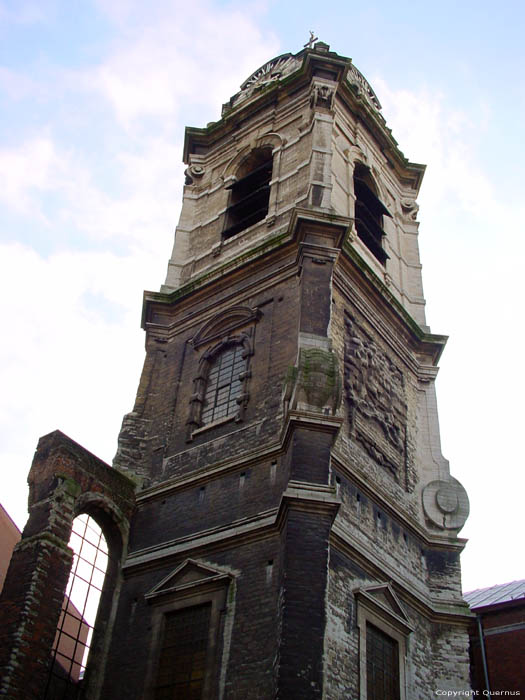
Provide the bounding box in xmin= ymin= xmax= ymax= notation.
xmin=353 ymin=163 xmax=391 ymax=265
xmin=222 ymin=147 xmax=273 ymax=239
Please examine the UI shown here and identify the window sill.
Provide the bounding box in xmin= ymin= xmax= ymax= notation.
xmin=191 ymin=414 xmax=237 ymax=437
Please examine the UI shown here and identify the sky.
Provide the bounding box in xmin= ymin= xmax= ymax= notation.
xmin=1 ymin=0 xmax=523 ymax=594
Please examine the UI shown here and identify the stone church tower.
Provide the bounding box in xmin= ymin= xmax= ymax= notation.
xmin=0 ymin=42 xmax=471 ymax=699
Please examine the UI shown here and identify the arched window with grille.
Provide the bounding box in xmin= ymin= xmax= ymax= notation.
xmin=44 ymin=512 xmax=116 ymax=700
xmin=201 ymin=343 xmax=247 ymax=425
xmin=187 ymin=333 xmax=253 ymax=440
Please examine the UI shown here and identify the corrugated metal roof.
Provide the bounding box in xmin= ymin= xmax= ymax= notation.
xmin=464 ymin=579 xmax=525 ymax=609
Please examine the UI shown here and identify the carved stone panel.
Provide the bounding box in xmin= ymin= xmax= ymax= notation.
xmin=344 ymin=314 xmax=408 ymax=480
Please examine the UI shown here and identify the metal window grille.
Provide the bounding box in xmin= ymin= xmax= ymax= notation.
xmin=366 ymin=622 xmax=400 ymax=700
xmin=201 ymin=345 xmax=246 ymax=425
xmin=154 ymin=603 xmax=211 ymax=700
xmin=44 ymin=514 xmax=109 ymax=700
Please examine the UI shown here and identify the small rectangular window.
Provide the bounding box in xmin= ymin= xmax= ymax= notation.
xmin=155 ymin=603 xmax=211 ymax=700
xmin=366 ymin=623 xmax=400 ymax=700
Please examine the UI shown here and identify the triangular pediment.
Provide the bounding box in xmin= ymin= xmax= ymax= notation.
xmin=145 ymin=559 xmax=231 ymax=600
xmin=355 ymin=582 xmax=413 ymax=633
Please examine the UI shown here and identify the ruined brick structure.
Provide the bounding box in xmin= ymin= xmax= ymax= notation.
xmin=0 ymin=42 xmax=472 ymax=699
xmin=465 ymin=581 xmax=525 ymax=693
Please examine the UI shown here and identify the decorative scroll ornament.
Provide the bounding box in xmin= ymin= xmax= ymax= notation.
xmin=422 ymin=478 xmax=470 ymax=531
xmin=401 ymin=198 xmax=419 ymax=221
xmin=346 ymin=64 xmax=382 ymax=111
xmin=223 ymin=54 xmax=301 ymax=114
xmin=184 ymin=164 xmax=205 ymax=185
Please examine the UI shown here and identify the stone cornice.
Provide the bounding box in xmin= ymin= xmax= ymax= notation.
xmin=330 ymin=449 xmax=467 ymax=551
xmin=331 ymin=525 xmax=472 ymax=626
xmin=182 ymin=45 xmax=425 ymax=191
xmin=336 ymin=244 xmax=447 ymax=366
xmin=123 ymin=484 xmax=470 ymax=626
xmin=141 ymin=208 xmax=351 ymax=332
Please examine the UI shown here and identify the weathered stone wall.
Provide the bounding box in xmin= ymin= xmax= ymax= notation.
xmin=0 ymin=431 xmax=135 ymax=700
xmin=101 ymin=537 xmax=283 ymax=699
xmin=324 ymin=548 xmax=470 ymax=698
xmin=115 ymin=247 xmax=301 ymax=483
xmin=331 ymin=101 xmax=427 ymax=327
xmin=330 ymin=278 xmax=422 ymax=518
xmin=129 ymin=458 xmax=286 ymax=551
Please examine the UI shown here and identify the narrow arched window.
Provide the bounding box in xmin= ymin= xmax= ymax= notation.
xmin=201 ymin=344 xmax=247 ymax=425
xmin=222 ymin=148 xmax=273 ymax=239
xmin=45 ymin=514 xmax=109 ymax=699
xmin=353 ymin=164 xmax=391 ymax=265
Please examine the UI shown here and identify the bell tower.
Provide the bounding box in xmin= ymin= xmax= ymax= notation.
xmin=0 ymin=41 xmax=472 ymax=700
xmin=106 ymin=41 xmax=471 ymax=699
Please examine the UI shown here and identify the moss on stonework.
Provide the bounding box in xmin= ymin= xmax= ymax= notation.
xmin=342 ymin=240 xmax=446 ymax=354
xmin=284 ymin=365 xmax=298 ymax=385
xmin=297 ymin=348 xmax=341 ymax=410
xmin=54 ymin=474 xmax=82 ymax=498
xmin=15 ymin=530 xmax=74 ymax=556
xmin=145 ymin=229 xmax=290 ymax=308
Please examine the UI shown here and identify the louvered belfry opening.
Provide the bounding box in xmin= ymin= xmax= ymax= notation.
xmin=223 ymin=148 xmax=273 ymax=239
xmin=154 ymin=603 xmax=212 ymax=700
xmin=366 ymin=623 xmax=400 ymax=700
xmin=353 ymin=164 xmax=391 ymax=265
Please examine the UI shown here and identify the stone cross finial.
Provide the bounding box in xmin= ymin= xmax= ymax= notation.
xmin=304 ymin=31 xmax=318 ymax=49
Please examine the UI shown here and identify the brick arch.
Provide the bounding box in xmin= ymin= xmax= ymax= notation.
xmin=0 ymin=430 xmax=136 ymax=700
xmin=74 ymin=490 xmax=129 ymax=558
xmin=66 ymin=495 xmax=129 ymax=699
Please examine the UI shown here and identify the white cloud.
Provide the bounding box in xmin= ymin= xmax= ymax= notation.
xmin=373 ymin=79 xmax=496 ymax=215
xmin=372 ymin=78 xmax=525 ymax=590
xmin=0 ymin=137 xmax=67 ymax=216
xmin=89 ymin=0 xmax=279 ymax=128
xmin=0 ymin=1 xmax=281 ymax=534
xmin=0 ymin=242 xmax=149 ymax=528
xmin=0 ymin=66 xmax=42 ymax=100
xmin=0 ymin=133 xmax=183 ymax=269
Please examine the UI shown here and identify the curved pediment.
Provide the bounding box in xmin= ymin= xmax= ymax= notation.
xmin=191 ymin=306 xmax=260 ymax=348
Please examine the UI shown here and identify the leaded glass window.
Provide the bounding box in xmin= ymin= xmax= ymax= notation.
xmin=366 ymin=622 xmax=400 ymax=700
xmin=201 ymin=345 xmax=246 ymax=425
xmin=154 ymin=604 xmax=211 ymax=700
